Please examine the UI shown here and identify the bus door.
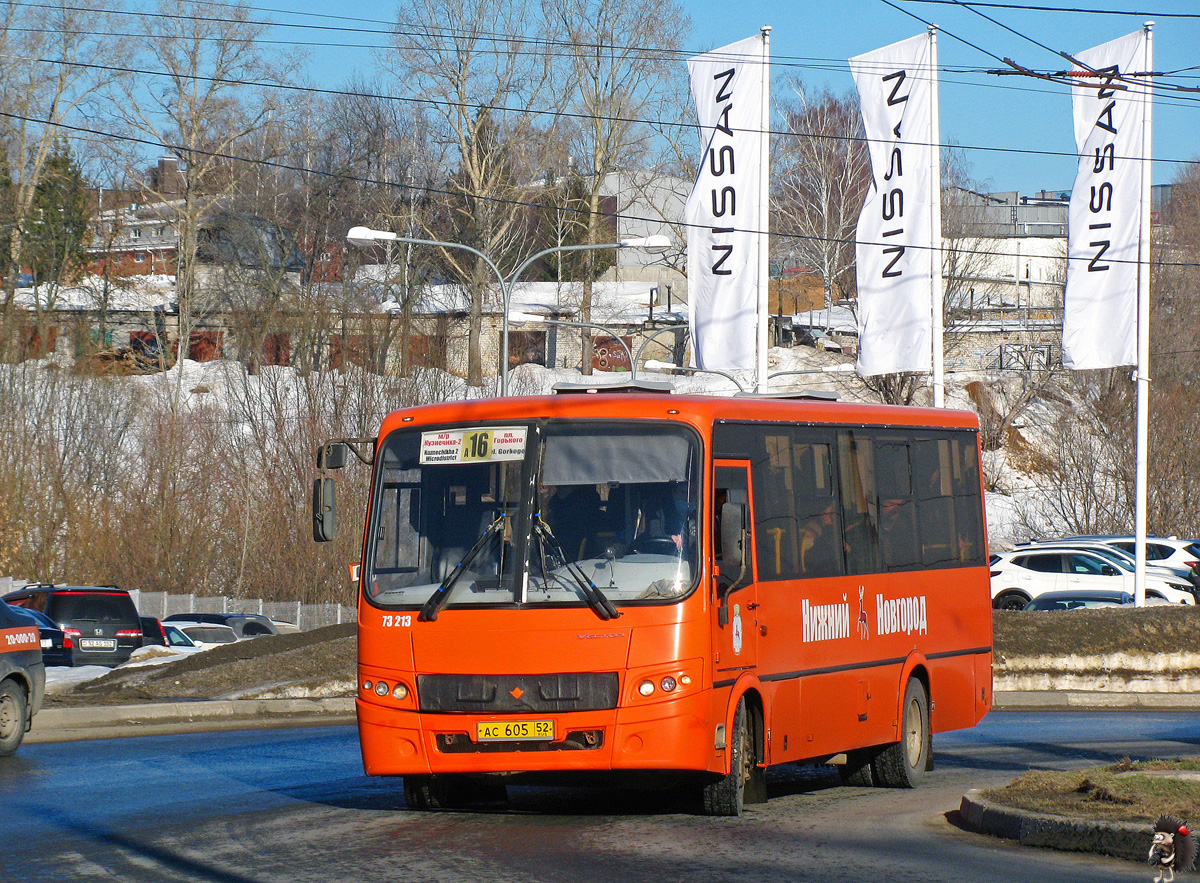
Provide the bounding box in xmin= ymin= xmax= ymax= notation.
xmin=712 ymin=462 xmax=758 ymax=675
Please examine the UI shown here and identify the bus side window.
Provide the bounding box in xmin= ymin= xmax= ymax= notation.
xmin=757 ymin=434 xmax=799 ymax=578
xmin=913 ymin=439 xmax=957 ymax=567
xmin=838 ymin=432 xmax=880 ymax=575
xmin=951 ymin=436 xmax=985 ymax=564
xmin=794 ymin=439 xmax=842 ymax=578
xmin=876 ymin=439 xmax=920 ymax=571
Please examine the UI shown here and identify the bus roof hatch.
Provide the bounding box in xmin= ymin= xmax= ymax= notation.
xmin=552 ymin=379 xmax=675 ymax=395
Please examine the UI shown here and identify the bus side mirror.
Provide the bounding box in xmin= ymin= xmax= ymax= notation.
xmin=313 ymin=478 xmax=337 ymax=542
xmin=318 ymin=442 xmax=349 ymax=470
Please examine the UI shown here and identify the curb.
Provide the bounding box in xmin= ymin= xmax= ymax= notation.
xmin=993 ymin=691 xmax=1200 ymax=711
xmin=958 ymin=789 xmax=1148 ymax=862
xmin=27 ymin=698 xmax=356 ymax=743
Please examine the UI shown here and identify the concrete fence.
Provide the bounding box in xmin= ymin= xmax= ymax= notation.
xmin=0 ymin=578 xmax=355 ymax=631
xmin=127 ymin=591 xmax=356 ymax=631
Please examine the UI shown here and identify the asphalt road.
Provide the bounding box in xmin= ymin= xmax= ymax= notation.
xmin=3 ymin=711 xmax=1198 ymax=883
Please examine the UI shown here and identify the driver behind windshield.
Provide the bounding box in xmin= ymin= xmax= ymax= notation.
xmin=540 ymin=483 xmax=604 ymax=561
xmin=633 ymin=482 xmax=693 ymax=553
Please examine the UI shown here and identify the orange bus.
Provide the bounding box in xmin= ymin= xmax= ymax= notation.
xmin=318 ymin=388 xmax=992 ymax=815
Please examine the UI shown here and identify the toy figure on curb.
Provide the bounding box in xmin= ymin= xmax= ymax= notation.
xmin=1149 ymin=815 xmax=1197 ymax=882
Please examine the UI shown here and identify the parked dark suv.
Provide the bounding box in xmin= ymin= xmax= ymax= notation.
xmin=2 ymin=585 xmax=142 ymax=667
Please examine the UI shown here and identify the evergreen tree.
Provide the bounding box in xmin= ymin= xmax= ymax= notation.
xmin=26 ymin=141 xmax=91 ymax=285
xmin=532 ymin=170 xmax=614 ymax=283
xmin=0 ymin=162 xmax=14 ymax=281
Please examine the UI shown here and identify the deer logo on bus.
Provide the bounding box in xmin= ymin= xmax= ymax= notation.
xmin=858 ymin=586 xmax=870 ymax=640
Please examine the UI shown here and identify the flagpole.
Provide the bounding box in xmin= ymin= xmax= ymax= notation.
xmin=928 ymin=25 xmax=945 ymax=408
xmin=1133 ymin=21 xmax=1154 ymax=607
xmin=757 ymin=25 xmax=772 ymax=393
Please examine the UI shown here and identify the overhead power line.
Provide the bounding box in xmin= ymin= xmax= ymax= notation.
xmin=899 ymin=0 xmax=1200 ymax=19
xmin=7 ymin=49 xmax=1200 ymax=170
xmin=5 ymin=107 xmax=1200 ymax=275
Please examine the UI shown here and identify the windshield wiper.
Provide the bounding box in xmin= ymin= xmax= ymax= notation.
xmin=418 ymin=516 xmax=505 ymax=622
xmin=533 ymin=519 xmax=620 ymax=621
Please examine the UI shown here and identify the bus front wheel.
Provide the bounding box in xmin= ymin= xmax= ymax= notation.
xmin=702 ymin=698 xmax=766 ymax=816
xmin=873 ymin=679 xmax=930 ymax=788
xmin=403 ymin=775 xmax=506 ymax=810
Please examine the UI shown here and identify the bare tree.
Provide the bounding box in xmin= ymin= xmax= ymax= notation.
xmin=541 ymin=0 xmax=690 ymax=373
xmin=380 ymin=0 xmax=550 ymax=386
xmin=772 ymin=82 xmax=869 ymax=313
xmin=111 ymin=0 xmax=303 ymax=391
xmin=0 ymin=0 xmax=127 ymax=353
xmin=1152 ymin=161 xmax=1200 ymax=391
xmin=314 ymin=84 xmax=442 ymax=377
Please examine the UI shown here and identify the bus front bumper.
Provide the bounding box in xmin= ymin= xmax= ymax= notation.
xmin=356 ymin=690 xmax=714 ymax=777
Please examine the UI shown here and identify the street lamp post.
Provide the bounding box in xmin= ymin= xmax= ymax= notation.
xmin=768 ymin=364 xmax=856 ymax=380
xmin=346 ymin=227 xmax=668 ymax=396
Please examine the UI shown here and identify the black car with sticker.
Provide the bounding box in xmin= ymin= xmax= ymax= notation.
xmin=0 ymin=600 xmax=44 ymax=755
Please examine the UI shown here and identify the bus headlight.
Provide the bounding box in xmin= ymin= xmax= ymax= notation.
xmin=392 ymin=683 xmax=409 ymax=700
xmin=375 ymin=681 xmax=390 ymax=696
xmin=660 ymin=676 xmax=677 ymax=693
xmin=638 ymin=680 xmax=655 ymax=696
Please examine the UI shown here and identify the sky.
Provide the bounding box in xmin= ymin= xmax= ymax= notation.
xmin=249 ymin=0 xmax=1198 ymax=194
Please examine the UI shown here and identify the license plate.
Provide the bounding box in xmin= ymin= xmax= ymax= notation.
xmin=79 ymin=638 xmax=117 ymax=651
xmin=476 ymin=720 xmax=555 ymax=742
xmin=41 ymin=639 xmax=51 ymax=649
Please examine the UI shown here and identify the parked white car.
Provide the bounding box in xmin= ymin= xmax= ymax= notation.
xmin=1018 ymin=541 xmax=1191 ymax=587
xmin=166 ymin=621 xmax=238 ymax=648
xmin=1068 ymin=536 xmax=1200 ymax=580
xmin=990 ymin=547 xmax=1196 ymax=610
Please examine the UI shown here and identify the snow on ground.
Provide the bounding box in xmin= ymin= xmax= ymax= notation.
xmin=43 ymin=645 xmax=205 ymax=695
xmin=44 ymin=664 xmax=117 ymax=695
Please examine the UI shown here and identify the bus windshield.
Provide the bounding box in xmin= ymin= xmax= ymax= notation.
xmin=365 ymin=421 xmax=700 ymax=611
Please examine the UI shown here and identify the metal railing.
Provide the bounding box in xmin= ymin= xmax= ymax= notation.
xmin=127 ymin=591 xmax=356 ymax=631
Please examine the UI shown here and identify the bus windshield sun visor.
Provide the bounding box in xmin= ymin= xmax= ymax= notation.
xmin=541 ymin=431 xmax=690 ymax=485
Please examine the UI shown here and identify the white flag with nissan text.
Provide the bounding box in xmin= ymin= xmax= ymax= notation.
xmin=1063 ymin=31 xmax=1147 ymax=370
xmin=850 ymin=34 xmax=937 ymax=377
xmin=685 ymin=36 xmax=765 ymax=371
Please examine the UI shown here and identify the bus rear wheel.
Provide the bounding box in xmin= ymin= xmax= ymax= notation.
xmin=873 ymin=679 xmax=930 ymax=788
xmin=838 ymin=748 xmax=877 ymax=786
